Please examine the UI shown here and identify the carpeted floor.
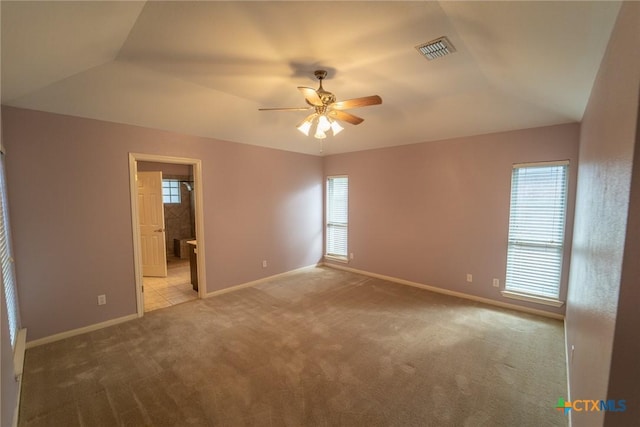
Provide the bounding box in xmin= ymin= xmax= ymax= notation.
xmin=19 ymin=267 xmax=567 ymax=426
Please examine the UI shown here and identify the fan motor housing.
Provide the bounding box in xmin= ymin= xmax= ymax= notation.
xmin=314 ymin=70 xmax=335 ymax=104
xmin=318 ymin=91 xmax=336 ymax=105
xmin=314 ymin=70 xmax=328 ymax=80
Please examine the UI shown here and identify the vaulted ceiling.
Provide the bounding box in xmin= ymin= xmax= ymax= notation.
xmin=1 ymin=1 xmax=622 ymax=155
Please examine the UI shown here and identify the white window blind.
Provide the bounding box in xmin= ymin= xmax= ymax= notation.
xmin=0 ymin=151 xmax=20 ymax=348
xmin=326 ymin=176 xmax=348 ymax=258
xmin=505 ymin=162 xmax=568 ymax=300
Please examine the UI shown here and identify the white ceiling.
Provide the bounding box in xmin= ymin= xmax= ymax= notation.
xmin=1 ymin=1 xmax=622 ymax=156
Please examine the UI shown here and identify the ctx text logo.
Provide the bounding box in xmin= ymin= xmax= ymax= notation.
xmin=556 ymin=398 xmax=627 ymax=415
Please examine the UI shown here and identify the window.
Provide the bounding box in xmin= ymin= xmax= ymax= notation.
xmin=0 ymin=150 xmax=20 ymax=348
xmin=504 ymin=161 xmax=568 ymax=304
xmin=326 ymin=176 xmax=348 ymax=259
xmin=162 ymin=179 xmax=181 ymax=204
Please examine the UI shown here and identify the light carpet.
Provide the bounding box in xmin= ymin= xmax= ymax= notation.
xmin=19 ymin=267 xmax=567 ymax=426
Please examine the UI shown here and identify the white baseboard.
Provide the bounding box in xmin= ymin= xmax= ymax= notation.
xmin=323 ymin=262 xmax=565 ymax=321
xmin=24 ymin=264 xmax=322 ymax=348
xmin=25 ymin=314 xmax=138 ymax=349
xmin=564 ymin=319 xmax=572 ymax=427
xmin=12 ymin=328 xmax=27 ymax=427
xmin=23 ymin=262 xmax=561 ymax=350
xmin=205 ymin=263 xmax=322 ymax=298
xmin=13 ymin=328 xmax=26 ymax=377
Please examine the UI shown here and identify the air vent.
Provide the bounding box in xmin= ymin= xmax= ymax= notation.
xmin=415 ymin=36 xmax=456 ymax=61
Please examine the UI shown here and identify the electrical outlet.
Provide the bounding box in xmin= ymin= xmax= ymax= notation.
xmin=466 ymin=274 xmax=473 ymax=283
xmin=97 ymin=294 xmax=106 ymax=306
xmin=262 ymin=260 xmax=267 ymax=268
xmin=492 ymin=278 xmax=500 ymax=288
xmin=349 ymin=253 xmax=354 ymax=260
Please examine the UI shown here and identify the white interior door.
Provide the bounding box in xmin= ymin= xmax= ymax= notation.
xmin=138 ymin=171 xmax=167 ymax=277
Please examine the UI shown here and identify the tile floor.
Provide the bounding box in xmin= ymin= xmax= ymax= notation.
xmin=143 ymin=256 xmax=197 ymax=312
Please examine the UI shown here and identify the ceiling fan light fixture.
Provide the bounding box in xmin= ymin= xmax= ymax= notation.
xmin=314 ymin=128 xmax=327 ymax=139
xmin=297 ymin=119 xmax=313 ymax=136
xmin=330 ymin=120 xmax=344 ymax=136
xmin=317 ymin=115 xmax=332 ymax=133
xmin=260 ymin=69 xmax=382 ymax=142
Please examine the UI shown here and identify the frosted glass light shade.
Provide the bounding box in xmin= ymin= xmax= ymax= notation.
xmin=330 ymin=120 xmax=344 ymax=135
xmin=297 ymin=120 xmax=312 ymax=136
xmin=317 ymin=115 xmax=331 ymax=133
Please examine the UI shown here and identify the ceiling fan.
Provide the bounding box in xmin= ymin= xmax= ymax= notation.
xmin=259 ymin=70 xmax=382 ymax=139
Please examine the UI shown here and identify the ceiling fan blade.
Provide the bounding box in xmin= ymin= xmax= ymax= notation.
xmin=258 ymin=107 xmax=313 ymax=112
xmin=298 ymin=87 xmax=323 ymax=107
xmin=328 ymin=110 xmax=364 ymax=125
xmin=331 ymin=95 xmax=382 ymax=110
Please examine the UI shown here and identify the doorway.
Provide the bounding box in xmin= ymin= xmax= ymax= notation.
xmin=138 ymin=167 xmax=193 ymax=311
xmin=128 ymin=153 xmax=207 ymax=317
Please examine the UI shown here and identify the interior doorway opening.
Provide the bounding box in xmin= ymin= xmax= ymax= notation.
xmin=128 ymin=153 xmax=206 ymax=317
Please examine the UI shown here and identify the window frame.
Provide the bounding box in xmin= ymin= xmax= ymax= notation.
xmin=502 ymin=160 xmax=569 ymax=306
xmin=162 ymin=178 xmax=181 ymax=204
xmin=325 ymin=175 xmax=349 ymax=262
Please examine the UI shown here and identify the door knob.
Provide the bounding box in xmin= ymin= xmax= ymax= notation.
xmin=154 ymin=229 xmax=165 ymax=232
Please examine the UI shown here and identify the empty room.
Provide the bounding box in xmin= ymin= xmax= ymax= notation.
xmin=1 ymin=2 xmax=638 ymax=426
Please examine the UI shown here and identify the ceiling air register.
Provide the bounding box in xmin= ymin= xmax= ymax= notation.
xmin=415 ymin=36 xmax=456 ymax=60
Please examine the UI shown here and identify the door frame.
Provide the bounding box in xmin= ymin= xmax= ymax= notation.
xmin=128 ymin=153 xmax=207 ymax=317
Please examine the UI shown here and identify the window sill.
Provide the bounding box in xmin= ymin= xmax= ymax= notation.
xmin=500 ymin=291 xmax=564 ymax=307
xmin=324 ymin=255 xmax=349 ymax=264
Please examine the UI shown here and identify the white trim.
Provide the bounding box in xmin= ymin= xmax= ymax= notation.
xmin=325 ymin=175 xmax=349 ymax=260
xmin=323 ymin=263 xmax=565 ymax=320
xmin=513 ymin=159 xmax=569 ymax=169
xmin=500 ymin=290 xmax=564 ymax=307
xmin=12 ymin=381 xmax=20 ymax=427
xmin=128 ymin=154 xmax=144 ymax=316
xmin=128 ymin=153 xmax=207 ymax=317
xmin=13 ymin=328 xmax=26 ymax=378
xmin=25 ymin=314 xmax=138 ymax=349
xmin=24 ymin=264 xmax=320 ymax=347
xmin=12 ymin=328 xmax=27 ymax=427
xmin=324 ymin=254 xmax=348 ymax=263
xmin=205 ymin=263 xmax=321 ymax=298
xmin=564 ymin=319 xmax=573 ymax=427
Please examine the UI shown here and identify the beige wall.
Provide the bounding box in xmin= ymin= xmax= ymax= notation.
xmin=1 ymin=107 xmax=324 ymax=341
xmin=2 ymin=106 xmax=581 ymax=343
xmin=324 ymin=123 xmax=579 ymax=315
xmin=607 ymin=97 xmax=640 ymax=425
xmin=566 ymin=2 xmax=640 ymax=426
